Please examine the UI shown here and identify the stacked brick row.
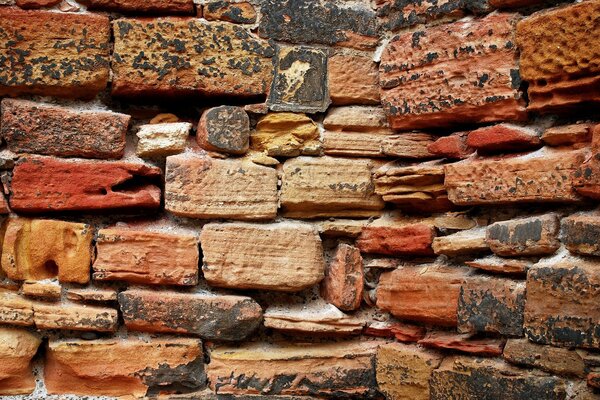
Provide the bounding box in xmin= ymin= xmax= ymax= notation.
xmin=0 ymin=0 xmax=599 ymax=398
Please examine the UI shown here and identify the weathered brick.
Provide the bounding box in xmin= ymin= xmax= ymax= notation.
xmin=380 ymin=13 xmax=525 ymax=130
xmin=82 ymin=0 xmax=194 ymax=13
xmin=465 ymin=255 xmax=531 ymax=275
xmin=0 ymin=290 xmax=34 ymax=327
xmin=542 ymin=123 xmax=593 ymax=146
xmin=320 ymin=244 xmax=364 ymax=311
xmin=33 ymin=302 xmax=118 ymax=332
xmin=200 ymin=222 xmax=325 ymax=291
xmin=204 ymin=1 xmax=257 ymax=23
xmin=445 ymin=148 xmax=586 ymax=205
xmin=281 ymin=156 xmax=384 ymax=218
xmin=118 ymin=289 xmax=262 ymax=340
xmin=251 ymin=112 xmax=320 ymax=157
xmin=503 ymin=338 xmax=586 ymax=377
xmin=574 ymin=125 xmax=600 ymax=199
xmin=428 ymin=132 xmax=474 ymax=159
xmin=466 ymin=123 xmax=541 ymax=153
xmin=259 ymin=0 xmax=378 ymax=50
xmin=207 ymin=340 xmax=381 ymax=397
xmin=0 ymin=8 xmax=110 ymax=98
xmin=15 ymin=0 xmax=60 ymax=9
xmin=418 ymin=331 xmax=504 ymax=356
xmin=486 ymin=213 xmax=560 ymax=256
xmin=93 ymin=228 xmax=199 ymax=286
xmin=10 ymin=155 xmax=162 ymax=212
xmin=197 ymin=106 xmax=249 ymax=155
xmin=516 ymin=0 xmax=600 ymax=112
xmin=165 ymin=154 xmax=278 ymax=220
xmin=112 ymin=18 xmax=274 ymax=98
xmin=1 ymin=99 xmax=129 ymax=159
xmin=45 ymin=337 xmax=204 ymax=397
xmin=328 ymin=51 xmax=379 ymax=105
xmin=458 ymin=276 xmax=525 ymax=336
xmin=21 ymin=281 xmax=61 ymax=301
xmin=433 ymin=227 xmax=489 ymax=256
xmin=66 ymin=288 xmax=117 ymax=304
xmin=1 ymin=218 xmax=93 ymax=284
xmin=0 ymin=327 xmax=40 ymax=395
xmin=562 ymin=213 xmax=600 ymax=256
xmin=136 ymin=122 xmax=191 ymax=158
xmin=357 ymin=221 xmax=435 ymax=256
xmin=524 ymin=254 xmax=600 ymax=349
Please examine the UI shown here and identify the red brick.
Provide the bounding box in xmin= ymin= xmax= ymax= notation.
xmin=428 ymin=132 xmax=474 ymax=159
xmin=320 ymin=243 xmax=364 ymax=311
xmin=419 ymin=331 xmax=504 ymax=356
xmin=466 ymin=123 xmax=541 ymax=153
xmin=82 ymin=0 xmax=194 ymax=13
xmin=356 ymin=223 xmax=435 ymax=256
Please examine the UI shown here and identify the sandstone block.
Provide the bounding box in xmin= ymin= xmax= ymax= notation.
xmin=542 ymin=123 xmax=593 ymax=146
xmin=200 ymin=222 xmax=325 ymax=291
xmin=328 ymin=51 xmax=379 ymax=105
xmin=46 ymin=337 xmax=204 ymax=397
xmin=486 ymin=213 xmax=560 ymax=256
xmin=377 ymin=264 xmax=473 ymax=326
xmin=207 ymin=340 xmax=381 ymax=397
xmin=380 ymin=13 xmax=525 ymax=130
xmin=281 ymin=156 xmax=384 ymax=218
xmin=10 ymin=155 xmax=162 ymax=212
xmin=428 ymin=132 xmax=474 ymax=159
xmin=197 ymin=106 xmax=249 ymax=155
xmin=320 ymin=243 xmax=364 ymax=311
xmin=503 ymin=338 xmax=586 ymax=377
xmin=204 ymin=1 xmax=257 ymax=23
xmin=433 ymin=228 xmax=489 ymax=256
xmin=516 ymin=0 xmax=600 ymax=112
xmin=82 ymin=0 xmax=194 ymax=13
xmin=165 ymin=154 xmax=277 ymax=220
xmin=112 ymin=18 xmax=274 ymax=98
xmin=524 ymin=254 xmax=600 ymax=349
xmin=419 ymin=331 xmax=504 ymax=356
xmin=119 ymin=289 xmax=262 ymax=341
xmin=0 ymin=327 xmax=41 ymax=395
xmin=458 ymin=276 xmax=525 ymax=336
xmin=376 ymin=343 xmax=443 ymax=400
xmin=93 ymin=228 xmax=199 ymax=286
xmin=318 ymin=219 xmax=366 ymax=238
xmin=445 ymin=148 xmax=586 ymax=205
xmin=562 ymin=213 xmax=600 ymax=256
xmin=268 ymin=46 xmax=330 ymax=113
xmin=324 ymin=131 xmax=434 ymax=158
xmin=322 ymin=106 xmax=389 ymax=132
xmin=357 ymin=222 xmax=435 ymax=256
xmin=430 ymin=357 xmax=567 ymax=400
xmin=1 ymin=99 xmax=129 ymax=159
xmin=1 ymin=218 xmax=93 ymax=284
xmin=250 ymin=113 xmax=320 ymax=157
xmin=466 ymin=123 xmax=541 ymax=153
xmin=0 ymin=8 xmax=110 ymax=98
xmin=259 ymin=0 xmax=378 ymax=50
xmin=136 ymin=122 xmax=191 ymax=158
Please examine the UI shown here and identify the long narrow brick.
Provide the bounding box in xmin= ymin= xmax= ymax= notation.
xmin=82 ymin=0 xmax=194 ymax=13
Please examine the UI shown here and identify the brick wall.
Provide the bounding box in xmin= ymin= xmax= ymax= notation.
xmin=0 ymin=0 xmax=599 ymax=399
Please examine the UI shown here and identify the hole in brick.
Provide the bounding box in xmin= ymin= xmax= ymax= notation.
xmin=43 ymin=260 xmax=59 ymax=277
xmin=111 ymin=175 xmax=159 ymax=194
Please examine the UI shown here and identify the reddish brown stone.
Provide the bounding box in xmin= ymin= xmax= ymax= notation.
xmin=445 ymin=147 xmax=587 ymax=205
xmin=419 ymin=331 xmax=504 ymax=356
xmin=328 ymin=51 xmax=380 ymax=105
xmin=45 ymin=337 xmax=204 ymax=397
xmin=466 ymin=123 xmax=541 ymax=153
xmin=66 ymin=288 xmax=117 ymax=304
xmin=204 ymin=1 xmax=256 ymax=23
xmin=82 ymin=0 xmax=194 ymax=13
xmin=15 ymin=0 xmax=59 ymax=8
xmin=380 ymin=13 xmax=525 ymax=130
xmin=465 ymin=256 xmax=531 ymax=275
xmin=542 ymin=123 xmax=593 ymax=146
xmin=377 ymin=264 xmax=473 ymax=327
xmin=118 ymin=289 xmax=262 ymax=341
xmin=428 ymin=132 xmax=474 ymax=159
xmin=365 ymin=321 xmax=426 ymax=343
xmin=21 ymin=281 xmax=61 ymax=301
xmin=320 ymin=244 xmax=364 ymax=311
xmin=486 ymin=213 xmax=560 ymax=256
xmin=0 ymin=8 xmax=110 ymax=98
xmin=356 ymin=223 xmax=435 ymax=256
xmin=1 ymin=99 xmax=129 ymax=159
xmin=574 ymin=125 xmax=600 ymax=199
xmin=517 ymin=0 xmax=600 ymax=112
xmin=0 ymin=327 xmax=41 ymax=395
xmin=10 ymin=155 xmax=162 ymax=213
xmin=33 ymin=302 xmax=118 ymax=332
xmin=112 ymin=18 xmax=274 ymax=98
xmin=197 ymin=106 xmax=250 ymax=155
xmin=588 ymin=372 xmax=600 ymax=389
xmin=93 ymin=228 xmax=199 ymax=286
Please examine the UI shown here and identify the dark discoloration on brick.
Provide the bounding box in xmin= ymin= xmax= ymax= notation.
xmin=259 ymin=0 xmax=377 ymax=50
xmin=486 ymin=214 xmax=560 ymax=256
xmin=138 ymin=353 xmax=207 ymax=395
xmin=562 ymin=214 xmax=600 ymax=256
xmin=205 ymin=1 xmax=257 ymax=24
xmin=198 ymin=106 xmax=250 ymax=154
xmin=84 ymin=0 xmax=194 ymax=14
xmin=118 ymin=289 xmax=263 ymax=341
xmin=268 ymin=46 xmax=330 ymax=113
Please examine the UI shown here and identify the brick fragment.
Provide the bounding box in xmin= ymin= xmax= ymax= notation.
xmin=0 ymin=327 xmax=41 ymax=395
xmin=197 ymin=106 xmax=249 ymax=155
xmin=320 ymin=244 xmax=364 ymax=311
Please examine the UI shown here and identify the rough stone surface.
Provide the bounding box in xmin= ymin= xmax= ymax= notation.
xmin=93 ymin=228 xmax=199 ymax=286
xmin=268 ymin=46 xmax=330 ymax=113
xmin=365 ymin=320 xmax=426 ymax=343
xmin=516 ymin=0 xmax=600 ymax=112
xmin=0 ymin=8 xmax=110 ymax=98
xmin=207 ymin=340 xmax=381 ymax=397
xmin=503 ymin=338 xmax=586 ymax=377
xmin=458 ymin=276 xmax=525 ymax=336
xmin=66 ymin=288 xmax=117 ymax=303
xmin=1 ymin=218 xmax=93 ymax=284
xmin=280 ymin=156 xmax=384 ymax=218
xmin=112 ymin=18 xmax=274 ymax=98
xmin=14 ymin=0 xmax=60 ymax=8
xmin=119 ymin=289 xmax=262 ymax=341
xmin=33 ymin=302 xmax=118 ymax=332
xmin=542 ymin=123 xmax=592 ymax=146
xmin=10 ymin=155 xmax=162 ymax=212
xmin=21 ymin=280 xmax=61 ymax=300
xmin=328 ymin=51 xmax=379 ymax=105
xmin=380 ymin=13 xmax=525 ymax=130
xmin=82 ymin=0 xmax=194 ymax=13
xmin=45 ymin=337 xmax=205 ymax=397
xmin=445 ymin=148 xmax=586 ymax=205
xmin=466 ymin=123 xmax=541 ymax=153
xmin=197 ymin=106 xmax=250 ymax=155
xmin=561 ymin=213 xmax=600 ymax=256
xmin=165 ymin=154 xmax=278 ymax=220
xmin=0 ymin=290 xmax=34 ymax=326
xmin=524 ymin=254 xmax=600 ymax=349
xmin=0 ymin=327 xmax=40 ymax=395
xmin=465 ymin=255 xmax=531 ymax=275
xmin=320 ymin=244 xmax=364 ymax=311
xmin=574 ymin=125 xmax=600 ymax=199
xmin=418 ymin=331 xmax=504 ymax=356
xmin=357 ymin=222 xmax=435 ymax=256
xmin=1 ymin=99 xmax=129 ymax=159
xmin=258 ymin=0 xmax=378 ymax=50
xmin=376 ymin=342 xmax=443 ymax=400
xmin=204 ymin=1 xmax=257 ymax=23
xmin=486 ymin=213 xmax=560 ymax=256
xmin=377 ymin=264 xmax=473 ymax=326
xmin=430 ymin=356 xmax=567 ymax=400
xmin=136 ymin=122 xmax=191 ymax=158
xmin=322 ymin=106 xmax=389 ymax=132
xmin=250 ymin=113 xmax=320 ymax=157
xmin=200 ymin=222 xmax=325 ymax=291
xmin=433 ymin=228 xmax=489 ymax=256
xmin=428 ymin=132 xmax=474 ymax=160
